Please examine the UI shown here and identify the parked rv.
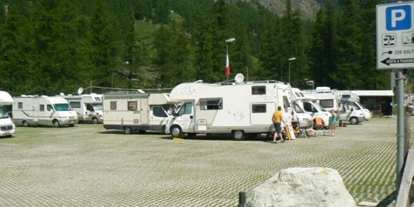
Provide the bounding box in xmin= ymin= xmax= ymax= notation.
xmin=0 ymin=91 xmax=16 ymax=137
xmin=12 ymin=95 xmax=78 ymax=127
xmin=339 ymin=91 xmax=372 ymax=121
xmin=291 ymin=88 xmax=330 ymax=128
xmin=165 ymin=74 xmax=293 ymax=140
xmin=103 ymin=92 xmax=176 ymax=134
xmin=62 ymin=93 xmax=103 ymax=124
xmin=303 ymin=87 xmax=365 ymax=125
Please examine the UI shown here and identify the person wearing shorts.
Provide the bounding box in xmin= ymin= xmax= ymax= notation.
xmin=272 ymin=106 xmax=287 ymax=143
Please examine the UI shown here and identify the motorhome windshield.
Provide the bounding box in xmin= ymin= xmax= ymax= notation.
xmin=293 ymin=103 xmax=305 ymax=113
xmin=54 ymin=103 xmax=72 ymax=111
xmin=0 ymin=107 xmax=9 ymax=119
xmin=91 ymin=103 xmax=103 ymax=111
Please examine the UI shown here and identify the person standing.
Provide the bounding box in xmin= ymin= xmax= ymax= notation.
xmin=329 ymin=110 xmax=337 ymax=136
xmin=272 ymin=106 xmax=287 ymax=143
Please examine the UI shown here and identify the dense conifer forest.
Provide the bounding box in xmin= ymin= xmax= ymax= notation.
xmin=0 ymin=0 xmax=396 ymax=96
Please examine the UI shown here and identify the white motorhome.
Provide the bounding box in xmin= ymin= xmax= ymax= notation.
xmin=165 ymin=74 xmax=293 ymax=140
xmin=302 ymin=87 xmax=365 ymax=125
xmin=103 ymin=92 xmax=176 ymax=134
xmin=12 ymin=95 xmax=78 ymax=127
xmin=339 ymin=91 xmax=372 ymax=121
xmin=63 ymin=93 xmax=103 ymax=124
xmin=0 ymin=91 xmax=16 ymax=137
xmin=291 ymin=88 xmax=330 ymax=128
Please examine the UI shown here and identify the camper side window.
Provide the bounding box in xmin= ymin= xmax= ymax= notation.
xmin=252 ymin=104 xmax=266 ymax=113
xmin=200 ymin=98 xmax=222 ymax=110
xmin=47 ymin=105 xmax=53 ymax=111
xmin=319 ymin=100 xmax=333 ymax=108
xmin=128 ymin=101 xmax=137 ymax=111
xmin=70 ymin=102 xmax=81 ymax=109
xmin=283 ymin=96 xmax=290 ymax=109
xmin=110 ymin=102 xmax=117 ymax=110
xmin=178 ymin=103 xmax=192 ymax=116
xmin=18 ymin=102 xmax=23 ymax=109
xmin=39 ymin=105 xmax=45 ymax=111
xmin=252 ymin=86 xmax=266 ymax=95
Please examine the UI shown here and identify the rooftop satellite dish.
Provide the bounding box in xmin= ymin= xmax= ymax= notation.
xmin=137 ymin=89 xmax=145 ymax=94
xmin=234 ymin=73 xmax=244 ymax=84
xmin=77 ymin=87 xmax=84 ymax=95
xmin=59 ymin=92 xmax=65 ymax=96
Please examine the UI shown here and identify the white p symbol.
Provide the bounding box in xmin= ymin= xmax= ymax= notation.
xmin=391 ymin=9 xmax=406 ymax=27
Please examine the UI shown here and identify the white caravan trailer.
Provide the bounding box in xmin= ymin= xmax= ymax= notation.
xmin=12 ymin=95 xmax=78 ymax=127
xmin=63 ymin=93 xmax=103 ymax=124
xmin=103 ymin=92 xmax=176 ymax=134
xmin=0 ymin=91 xmax=16 ymax=137
xmin=165 ymin=74 xmax=293 ymax=140
xmin=291 ymin=88 xmax=330 ymax=128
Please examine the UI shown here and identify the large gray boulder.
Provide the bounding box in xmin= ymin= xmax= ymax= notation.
xmin=245 ymin=167 xmax=356 ymax=207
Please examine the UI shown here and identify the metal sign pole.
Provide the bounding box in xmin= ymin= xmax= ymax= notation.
xmin=396 ymin=70 xmax=405 ymax=190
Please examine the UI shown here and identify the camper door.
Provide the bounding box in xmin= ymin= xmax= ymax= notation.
xmin=150 ymin=105 xmax=169 ymax=126
xmin=173 ymin=102 xmax=195 ymax=133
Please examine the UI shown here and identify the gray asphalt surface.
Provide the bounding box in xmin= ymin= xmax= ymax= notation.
xmin=0 ymin=117 xmax=411 ymax=207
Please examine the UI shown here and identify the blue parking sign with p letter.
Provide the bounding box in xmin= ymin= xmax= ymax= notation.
xmin=386 ymin=5 xmax=411 ymax=31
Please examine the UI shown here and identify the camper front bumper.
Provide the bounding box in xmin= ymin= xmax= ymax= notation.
xmin=0 ymin=124 xmax=15 ymax=137
xmin=56 ymin=117 xmax=78 ymax=125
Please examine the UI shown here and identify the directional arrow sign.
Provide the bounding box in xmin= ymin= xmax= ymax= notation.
xmin=377 ymin=2 xmax=414 ymax=70
xmin=381 ymin=57 xmax=414 ymax=66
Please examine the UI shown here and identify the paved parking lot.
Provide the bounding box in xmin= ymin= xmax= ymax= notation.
xmin=0 ymin=117 xmax=412 ymax=206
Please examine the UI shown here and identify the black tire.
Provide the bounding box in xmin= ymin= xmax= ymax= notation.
xmin=339 ymin=120 xmax=343 ymax=126
xmin=124 ymin=127 xmax=132 ymax=134
xmin=350 ymin=117 xmax=359 ymax=125
xmin=92 ymin=117 xmax=99 ymax=124
xmin=22 ymin=121 xmax=29 ymax=127
xmin=52 ymin=120 xmax=60 ymax=128
xmin=171 ymin=125 xmax=183 ymax=138
xmin=233 ymin=130 xmax=245 ymax=140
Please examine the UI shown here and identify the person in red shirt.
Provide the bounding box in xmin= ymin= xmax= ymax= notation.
xmin=271 ymin=106 xmax=287 ymax=143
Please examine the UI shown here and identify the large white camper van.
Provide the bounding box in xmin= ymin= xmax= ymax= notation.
xmin=0 ymin=91 xmax=16 ymax=137
xmin=165 ymin=74 xmax=293 ymax=140
xmin=103 ymin=92 xmax=176 ymax=134
xmin=12 ymin=95 xmax=78 ymax=127
xmin=63 ymin=93 xmax=103 ymax=124
xmin=307 ymin=87 xmax=365 ymax=125
xmin=338 ymin=91 xmax=372 ymax=121
xmin=291 ymin=88 xmax=330 ymax=128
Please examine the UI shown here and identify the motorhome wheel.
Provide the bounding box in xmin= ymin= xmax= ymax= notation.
xmin=92 ymin=117 xmax=98 ymax=124
xmin=350 ymin=117 xmax=359 ymax=125
xmin=233 ymin=130 xmax=245 ymax=140
xmin=22 ymin=121 xmax=28 ymax=127
xmin=124 ymin=127 xmax=132 ymax=134
xmin=170 ymin=126 xmax=183 ymax=138
xmin=52 ymin=120 xmax=60 ymax=127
